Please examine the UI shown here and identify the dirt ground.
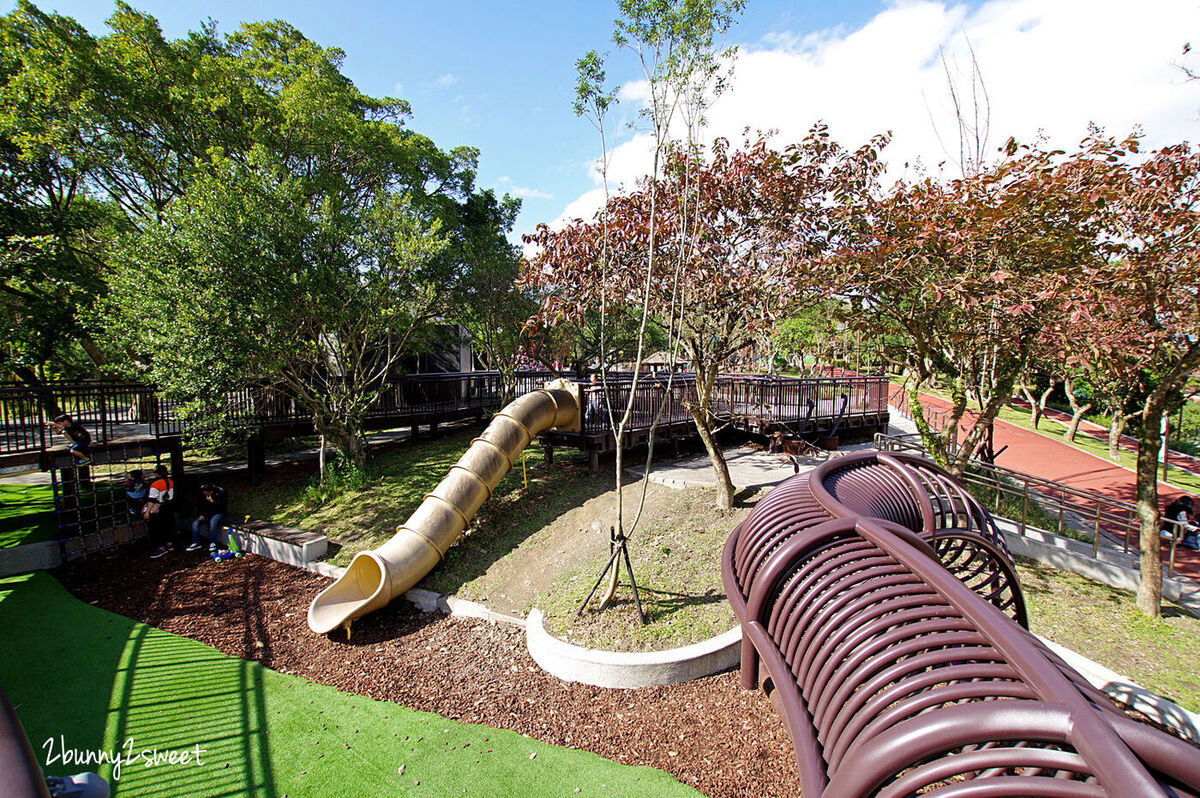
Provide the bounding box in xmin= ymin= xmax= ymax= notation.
xmin=452 ymin=475 xmax=689 ymax=617
xmin=57 ymin=552 xmax=799 ymax=798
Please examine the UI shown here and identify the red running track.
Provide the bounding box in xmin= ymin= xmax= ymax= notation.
xmin=895 ymin=388 xmax=1200 ymax=585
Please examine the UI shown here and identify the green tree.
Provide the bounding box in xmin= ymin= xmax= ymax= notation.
xmin=0 ymin=3 xmax=478 ymax=409
xmin=0 ymin=3 xmax=119 ymax=383
xmin=104 ymin=151 xmax=447 ymax=465
xmin=770 ymin=300 xmax=845 ymax=373
xmin=81 ymin=10 xmax=476 ymax=466
xmin=445 ymin=190 xmax=535 ymax=405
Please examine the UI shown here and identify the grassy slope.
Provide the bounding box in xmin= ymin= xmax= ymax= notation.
xmin=236 ymin=426 xmax=612 ymax=595
xmin=1018 ymin=559 xmax=1200 ymax=712
xmin=0 ymin=572 xmax=696 ymax=797
xmin=212 ymin=420 xmax=1200 ymax=713
xmin=0 ymin=483 xmax=57 ymax=548
xmin=907 ymin=386 xmax=1200 ymax=493
xmin=231 ymin=429 xmax=1200 ymax=701
xmin=536 ymin=486 xmax=751 ymax=652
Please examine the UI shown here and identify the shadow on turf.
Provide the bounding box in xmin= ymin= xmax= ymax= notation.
xmin=0 ymin=572 xmax=279 ymax=796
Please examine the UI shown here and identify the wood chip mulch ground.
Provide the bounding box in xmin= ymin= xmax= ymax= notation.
xmin=57 ymin=548 xmax=798 ymax=798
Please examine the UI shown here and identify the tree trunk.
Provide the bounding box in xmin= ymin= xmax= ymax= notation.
xmin=497 ymin=363 xmax=517 ymax=407
xmin=1135 ymin=401 xmax=1165 ymax=617
xmin=907 ymin=380 xmax=949 ymax=469
xmin=1065 ymin=403 xmax=1091 ymax=443
xmin=686 ymin=361 xmax=734 ymax=509
xmin=11 ymin=366 xmax=65 ymax=418
xmin=79 ymin=339 xmax=109 ymax=373
xmin=1036 ymin=382 xmax=1056 ymax=430
xmin=692 ymin=414 xmax=734 ymax=510
xmin=948 ymin=367 xmax=1019 ymax=477
xmin=320 ymin=420 xmax=367 ymax=470
xmin=1018 ymin=384 xmax=1041 ymax=429
xmin=1108 ymin=412 xmax=1127 ymax=460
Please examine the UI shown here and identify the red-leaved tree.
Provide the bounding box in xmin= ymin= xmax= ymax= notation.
xmin=523 ymin=129 xmax=884 ymax=509
xmin=832 ymin=139 xmax=1105 ymax=474
xmin=1068 ymin=136 xmax=1200 ymax=616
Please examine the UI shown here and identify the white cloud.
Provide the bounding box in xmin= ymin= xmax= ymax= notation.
xmin=553 ymin=0 xmax=1200 ymax=227
xmin=432 ymin=72 xmax=458 ymax=89
xmin=497 ymin=176 xmax=553 ymax=200
xmin=617 ymin=79 xmax=650 ymax=103
xmin=392 ymin=81 xmax=404 ymax=96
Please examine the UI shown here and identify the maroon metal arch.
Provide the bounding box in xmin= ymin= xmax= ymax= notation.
xmin=725 ymin=451 xmax=1026 ymax=635
xmin=722 ymin=463 xmax=1200 ymax=796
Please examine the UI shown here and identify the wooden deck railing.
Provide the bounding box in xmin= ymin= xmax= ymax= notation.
xmin=1 ymin=371 xmax=888 ymax=459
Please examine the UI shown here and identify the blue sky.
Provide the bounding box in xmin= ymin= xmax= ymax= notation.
xmin=14 ymin=1 xmax=1200 ymax=242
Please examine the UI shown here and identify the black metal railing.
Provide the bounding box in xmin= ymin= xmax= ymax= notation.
xmin=869 ymin=432 xmax=1193 ymax=575
xmin=2 ymin=370 xmax=887 ymax=458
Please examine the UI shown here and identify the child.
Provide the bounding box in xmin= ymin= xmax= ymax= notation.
xmin=48 ymin=413 xmax=91 ymax=465
xmin=146 ymin=465 xmax=175 ymax=559
xmin=1164 ymin=495 xmax=1200 ymax=551
xmin=124 ymin=469 xmax=148 ymax=519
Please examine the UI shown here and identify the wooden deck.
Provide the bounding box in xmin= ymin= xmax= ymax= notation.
xmin=1 ymin=371 xmax=888 ymax=469
xmin=544 ymin=373 xmax=890 ymax=465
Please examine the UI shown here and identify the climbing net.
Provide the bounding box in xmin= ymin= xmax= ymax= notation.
xmin=49 ymin=439 xmax=173 ymax=559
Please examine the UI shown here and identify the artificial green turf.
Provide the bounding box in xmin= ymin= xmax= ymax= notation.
xmin=0 ymin=483 xmax=57 ymax=548
xmin=0 ymin=572 xmax=699 ymax=797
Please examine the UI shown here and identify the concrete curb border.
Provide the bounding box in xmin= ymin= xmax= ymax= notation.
xmin=303 ymin=563 xmax=740 ymax=690
xmin=524 ymin=608 xmax=741 ymax=689
xmin=0 ymin=540 xmax=59 ymax=576
xmin=998 ymin=519 xmax=1200 ymax=618
xmin=1038 ymin=635 xmax=1200 ymax=746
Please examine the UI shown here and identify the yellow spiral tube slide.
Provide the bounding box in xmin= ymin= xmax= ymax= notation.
xmin=307 ymin=381 xmax=581 ymax=634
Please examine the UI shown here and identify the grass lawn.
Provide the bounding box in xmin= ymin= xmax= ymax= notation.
xmin=236 ymin=425 xmax=611 ymax=595
xmin=0 ymin=483 xmax=57 ymax=548
xmin=0 ymin=571 xmax=697 ymax=797
xmin=906 ymin=386 xmax=1200 ymax=493
xmin=1018 ymin=558 xmax=1200 ymax=712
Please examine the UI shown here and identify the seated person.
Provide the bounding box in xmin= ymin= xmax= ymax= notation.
xmin=1164 ymin=495 xmax=1200 ymax=551
xmin=124 ymin=469 xmax=148 ymax=519
xmin=188 ymin=484 xmax=228 ymax=552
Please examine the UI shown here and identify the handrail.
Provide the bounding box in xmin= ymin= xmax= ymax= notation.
xmin=874 ymin=432 xmax=1163 ymax=571
xmin=723 ymin=463 xmax=1200 ymax=796
xmin=2 ymin=370 xmax=891 ymax=460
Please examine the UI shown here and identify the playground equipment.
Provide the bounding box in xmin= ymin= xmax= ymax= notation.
xmin=726 ymin=451 xmax=1025 ymax=628
xmin=723 ymin=454 xmax=1200 ymax=796
xmin=307 ymin=381 xmax=581 ymax=634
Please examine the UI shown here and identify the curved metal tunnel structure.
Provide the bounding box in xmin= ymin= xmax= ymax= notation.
xmin=724 ymin=450 xmax=1027 ymax=634
xmin=723 ymin=451 xmax=1200 ymax=796
xmin=308 ymin=382 xmax=581 ymax=634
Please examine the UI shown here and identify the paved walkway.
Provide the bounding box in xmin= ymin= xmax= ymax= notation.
xmin=636 ymin=418 xmax=917 ymax=492
xmin=906 ymin=390 xmax=1200 ymax=584
xmin=1011 ymin=398 xmax=1200 ymax=477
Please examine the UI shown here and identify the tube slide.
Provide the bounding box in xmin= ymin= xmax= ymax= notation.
xmin=307 ymin=380 xmax=581 ymax=634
